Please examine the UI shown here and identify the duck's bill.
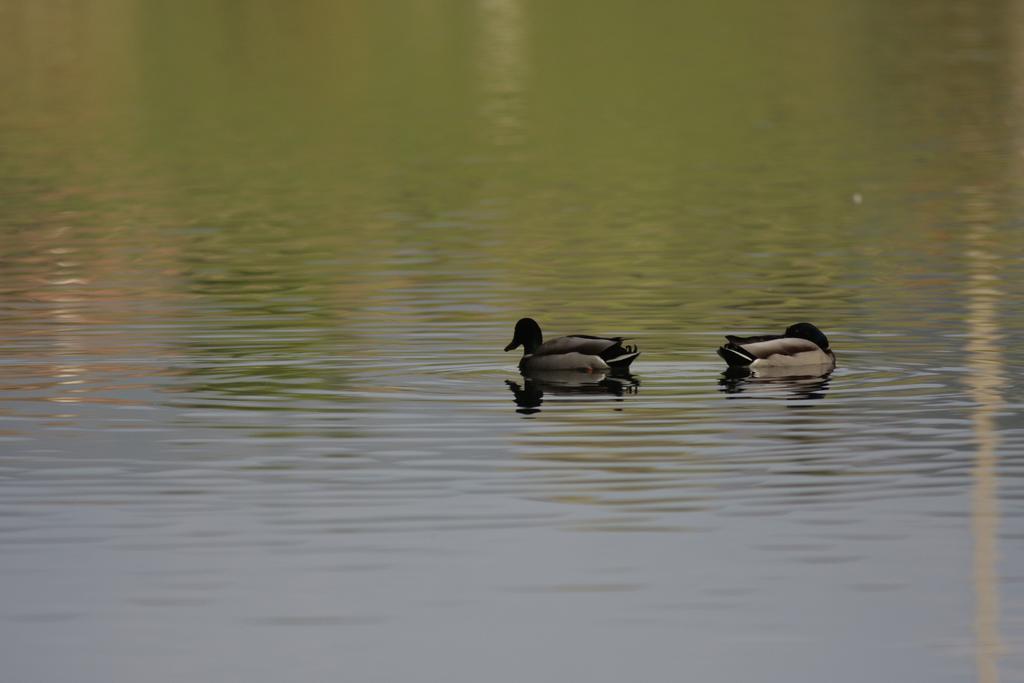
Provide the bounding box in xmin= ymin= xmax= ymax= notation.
xmin=504 ymin=341 xmax=518 ymax=352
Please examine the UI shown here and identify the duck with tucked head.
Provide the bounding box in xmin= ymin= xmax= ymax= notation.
xmin=717 ymin=322 xmax=835 ymax=369
xmin=504 ymin=317 xmax=640 ymax=373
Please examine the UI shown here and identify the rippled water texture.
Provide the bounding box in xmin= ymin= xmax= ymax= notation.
xmin=2 ymin=1 xmax=1024 ymax=681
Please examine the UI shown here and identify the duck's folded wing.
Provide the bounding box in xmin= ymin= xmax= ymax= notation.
xmin=737 ymin=336 xmax=821 ymax=359
xmin=725 ymin=333 xmax=785 ymax=345
xmin=534 ymin=335 xmax=623 ymax=357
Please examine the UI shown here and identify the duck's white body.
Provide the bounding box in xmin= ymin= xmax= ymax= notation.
xmin=750 ymin=349 xmax=834 ymax=368
xmin=520 ymin=347 xmax=612 ymax=372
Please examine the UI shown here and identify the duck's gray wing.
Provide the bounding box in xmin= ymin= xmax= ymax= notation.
xmin=736 ymin=337 xmax=822 ymax=359
xmin=533 ymin=335 xmax=623 ymax=357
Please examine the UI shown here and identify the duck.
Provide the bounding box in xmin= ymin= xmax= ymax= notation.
xmin=717 ymin=322 xmax=835 ymax=369
xmin=504 ymin=317 xmax=640 ymax=373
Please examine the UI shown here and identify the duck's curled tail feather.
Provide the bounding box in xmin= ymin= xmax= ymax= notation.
xmin=604 ymin=349 xmax=640 ymax=369
xmin=717 ymin=344 xmax=756 ymax=367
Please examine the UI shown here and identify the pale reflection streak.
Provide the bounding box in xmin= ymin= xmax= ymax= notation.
xmin=963 ymin=190 xmax=1003 ymax=683
xmin=35 ymin=237 xmax=91 ymax=407
xmin=477 ymin=0 xmax=526 ymax=146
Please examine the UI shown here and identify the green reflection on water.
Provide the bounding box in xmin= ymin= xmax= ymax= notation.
xmin=1 ymin=0 xmax=1023 ymax=343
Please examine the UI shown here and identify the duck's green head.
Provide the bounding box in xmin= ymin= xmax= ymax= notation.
xmin=786 ymin=322 xmax=830 ymax=351
xmin=505 ymin=317 xmax=543 ymax=354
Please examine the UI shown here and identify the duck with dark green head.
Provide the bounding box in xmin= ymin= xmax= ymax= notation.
xmin=504 ymin=318 xmax=640 ymax=373
xmin=717 ymin=322 xmax=835 ymax=369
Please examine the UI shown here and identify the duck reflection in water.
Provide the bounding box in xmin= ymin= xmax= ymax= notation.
xmin=506 ymin=370 xmax=639 ymax=415
xmin=718 ymin=364 xmax=832 ymax=401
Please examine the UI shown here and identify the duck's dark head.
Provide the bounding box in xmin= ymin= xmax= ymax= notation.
xmin=785 ymin=322 xmax=830 ymax=350
xmin=505 ymin=317 xmax=543 ymax=354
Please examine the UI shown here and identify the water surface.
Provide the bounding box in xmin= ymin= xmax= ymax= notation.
xmin=2 ymin=1 xmax=1024 ymax=681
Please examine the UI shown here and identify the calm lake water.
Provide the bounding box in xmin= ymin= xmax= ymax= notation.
xmin=3 ymin=1 xmax=1024 ymax=681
